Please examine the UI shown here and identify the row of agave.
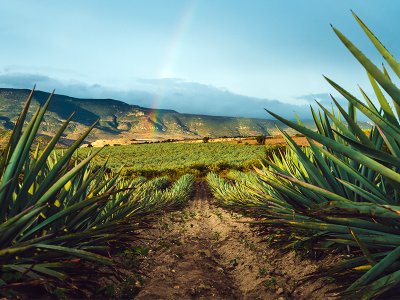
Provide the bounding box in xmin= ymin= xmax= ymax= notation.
xmin=208 ymin=12 xmax=400 ymax=299
xmin=0 ymin=91 xmax=194 ymax=297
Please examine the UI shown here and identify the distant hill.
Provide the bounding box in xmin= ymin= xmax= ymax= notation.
xmin=0 ymin=88 xmax=368 ymax=144
xmin=0 ymin=88 xmax=295 ymax=143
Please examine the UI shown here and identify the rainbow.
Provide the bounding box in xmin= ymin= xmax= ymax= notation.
xmin=148 ymin=0 xmax=197 ymax=138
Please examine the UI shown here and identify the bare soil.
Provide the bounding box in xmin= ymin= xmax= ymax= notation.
xmin=135 ymin=182 xmax=338 ymax=300
xmin=83 ymin=135 xmax=309 ymax=147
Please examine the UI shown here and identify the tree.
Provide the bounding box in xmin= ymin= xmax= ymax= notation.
xmin=203 ymin=136 xmax=210 ymax=143
xmin=255 ymin=135 xmax=266 ymax=145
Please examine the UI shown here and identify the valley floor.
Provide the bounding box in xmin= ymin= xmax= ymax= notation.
xmin=135 ymin=182 xmax=338 ymax=300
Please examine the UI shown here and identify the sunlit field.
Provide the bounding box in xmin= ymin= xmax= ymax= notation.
xmin=77 ymin=142 xmax=272 ymax=178
xmin=1 ymin=3 xmax=399 ymax=300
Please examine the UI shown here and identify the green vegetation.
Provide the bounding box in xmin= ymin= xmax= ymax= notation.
xmin=208 ymin=12 xmax=400 ymax=299
xmin=255 ymin=135 xmax=267 ymax=145
xmin=2 ymin=9 xmax=397 ymax=300
xmin=78 ymin=142 xmax=268 ymax=178
xmin=0 ymin=90 xmax=194 ymax=297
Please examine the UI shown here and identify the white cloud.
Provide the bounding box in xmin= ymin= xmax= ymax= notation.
xmin=0 ymin=72 xmax=318 ymax=119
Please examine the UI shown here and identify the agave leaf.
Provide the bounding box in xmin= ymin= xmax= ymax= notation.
xmin=0 ymin=106 xmax=41 ymax=216
xmin=273 ymin=219 xmax=398 ymax=238
xmin=352 ymin=11 xmax=400 ymax=79
xmin=19 ymin=193 xmax=111 ymax=241
xmin=266 ymin=109 xmax=400 ymax=184
xmin=323 ymin=216 xmax=398 ymax=235
xmin=318 ymin=200 xmax=400 ymax=219
xmin=332 ymin=129 xmax=400 ymax=167
xmin=332 ymin=25 xmax=400 ymax=109
xmin=35 ymin=266 xmax=66 ymax=281
xmin=278 ymin=129 xmax=333 ymax=190
xmin=322 ymin=252 xmax=390 ymax=276
xmin=271 ymin=171 xmax=358 ymax=204
xmin=308 ymin=141 xmax=346 ymax=197
xmin=367 ymin=73 xmax=398 ymax=124
xmin=15 ymin=91 xmax=54 ymax=175
xmin=347 ymin=245 xmax=400 ymax=292
xmin=36 ymin=148 xmax=102 ymax=205
xmin=349 ymin=228 xmax=377 ymax=266
xmin=337 ymin=178 xmax=387 ymax=205
xmin=317 ymin=147 xmax=388 ymax=202
xmin=0 ymin=87 xmax=35 ymax=175
xmin=31 ymin=120 xmax=99 ymax=203
xmin=374 ymin=125 xmax=400 ymax=160
xmin=14 ymin=113 xmax=75 ymax=208
xmin=346 ymin=269 xmax=400 ymax=299
xmin=34 ymin=244 xmax=112 ymax=265
xmin=311 ymin=106 xmax=324 ymax=134
xmin=324 ymin=76 xmax=400 ymax=139
xmin=0 ymin=205 xmax=46 ymax=246
xmin=0 ymin=245 xmax=35 ymax=257
xmin=359 ymin=86 xmax=380 ymax=114
xmin=255 ymin=168 xmax=315 ymax=208
xmin=315 ymin=100 xmax=357 ymax=142
xmin=331 ymin=96 xmax=374 ymax=147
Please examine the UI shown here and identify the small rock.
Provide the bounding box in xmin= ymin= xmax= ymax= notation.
xmin=174 ymin=285 xmax=180 ymax=289
xmin=199 ymin=249 xmax=212 ymax=257
xmin=276 ymin=287 xmax=284 ymax=295
xmin=278 ymin=297 xmax=285 ymax=300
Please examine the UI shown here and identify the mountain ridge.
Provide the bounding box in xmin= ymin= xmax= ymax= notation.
xmin=0 ymin=88 xmax=293 ymax=142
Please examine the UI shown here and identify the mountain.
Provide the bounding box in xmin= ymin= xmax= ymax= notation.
xmin=0 ymin=88 xmax=298 ymax=143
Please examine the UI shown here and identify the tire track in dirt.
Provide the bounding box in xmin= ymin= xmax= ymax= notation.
xmin=135 ymin=181 xmax=338 ymax=300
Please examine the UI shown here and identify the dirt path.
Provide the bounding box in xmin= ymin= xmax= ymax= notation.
xmin=135 ymin=182 xmax=338 ymax=300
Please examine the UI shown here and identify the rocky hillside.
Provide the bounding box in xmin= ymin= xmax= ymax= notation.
xmin=0 ymin=88 xmax=291 ymax=143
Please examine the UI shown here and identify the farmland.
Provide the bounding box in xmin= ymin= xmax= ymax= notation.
xmin=2 ymin=9 xmax=400 ymax=300
xmin=77 ymin=142 xmax=270 ymax=178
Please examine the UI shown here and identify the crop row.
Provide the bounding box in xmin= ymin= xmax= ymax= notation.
xmin=77 ymin=142 xmax=273 ymax=178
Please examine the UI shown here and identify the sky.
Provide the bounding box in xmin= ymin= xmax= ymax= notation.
xmin=0 ymin=0 xmax=399 ymax=118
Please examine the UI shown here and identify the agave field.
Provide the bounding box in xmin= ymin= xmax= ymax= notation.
xmin=208 ymin=12 xmax=400 ymax=298
xmin=77 ymin=141 xmax=269 ymax=178
xmin=0 ymin=91 xmax=194 ymax=297
xmin=2 ymin=10 xmax=400 ymax=300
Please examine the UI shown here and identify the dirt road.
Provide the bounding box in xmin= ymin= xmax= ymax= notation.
xmin=135 ymin=182 xmax=337 ymax=299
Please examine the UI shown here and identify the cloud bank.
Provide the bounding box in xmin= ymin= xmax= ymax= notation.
xmin=0 ymin=72 xmax=330 ymax=120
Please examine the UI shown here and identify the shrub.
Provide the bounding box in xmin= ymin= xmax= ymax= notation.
xmin=255 ymin=135 xmax=266 ymax=145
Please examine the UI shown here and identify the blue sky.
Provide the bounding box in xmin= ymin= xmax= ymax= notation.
xmin=0 ymin=1 xmax=398 ymax=118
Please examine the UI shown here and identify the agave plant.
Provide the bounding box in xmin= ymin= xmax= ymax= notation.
xmin=0 ymin=89 xmax=195 ymax=296
xmin=262 ymin=12 xmax=400 ymax=298
xmin=207 ymin=12 xmax=400 ymax=299
xmin=207 ymin=171 xmax=267 ymax=211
